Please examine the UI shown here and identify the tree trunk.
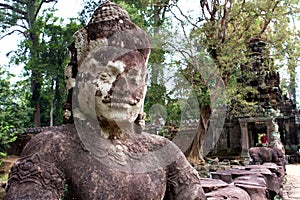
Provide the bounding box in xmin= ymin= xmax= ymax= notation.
xmin=185 ymin=105 xmax=211 ymax=164
xmin=30 ymin=30 xmax=42 ymax=127
xmin=31 ymin=70 xmax=41 ymax=127
xmin=50 ymin=96 xmax=55 ymax=126
xmin=289 ymin=64 xmax=296 ymax=101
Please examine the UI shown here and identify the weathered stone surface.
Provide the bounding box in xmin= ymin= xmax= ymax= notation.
xmin=209 ymin=159 xmax=285 ymax=199
xmin=211 ymin=168 xmax=257 ymax=183
xmin=249 ymin=146 xmax=285 ymax=166
xmin=245 ymin=163 xmax=284 ymax=196
xmin=247 ymin=146 xmax=285 ymax=198
xmin=288 ymin=190 xmax=300 ymax=199
xmin=233 ymin=175 xmax=267 ymax=200
xmin=205 ymin=185 xmax=251 ymax=200
xmin=200 ymin=178 xmax=228 ymax=193
xmin=4 ymin=125 xmax=206 ymax=199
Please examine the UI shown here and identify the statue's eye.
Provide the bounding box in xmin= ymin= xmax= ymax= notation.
xmin=100 ymin=72 xmax=111 ymax=80
xmin=106 ymin=66 xmax=120 ymax=77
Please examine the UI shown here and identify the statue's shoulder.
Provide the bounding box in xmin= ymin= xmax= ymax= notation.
xmin=139 ymin=132 xmax=172 ymax=147
xmin=138 ymin=132 xmax=183 ymax=156
xmin=21 ymin=124 xmax=79 ymax=156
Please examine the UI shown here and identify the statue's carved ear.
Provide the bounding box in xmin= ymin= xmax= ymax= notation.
xmin=73 ymin=28 xmax=89 ymax=66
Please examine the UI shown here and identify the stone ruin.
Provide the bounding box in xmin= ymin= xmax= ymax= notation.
xmin=195 ymin=38 xmax=289 ymax=199
xmin=209 ymin=38 xmax=299 ymax=162
xmin=1 ymin=2 xmax=294 ymax=200
xmin=198 ymin=146 xmax=286 ymax=199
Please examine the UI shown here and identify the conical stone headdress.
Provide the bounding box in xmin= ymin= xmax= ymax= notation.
xmin=88 ymin=0 xmax=130 ymax=23
xmin=63 ymin=1 xmax=150 ymax=123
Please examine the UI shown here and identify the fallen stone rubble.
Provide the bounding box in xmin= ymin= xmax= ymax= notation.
xmin=199 ymin=148 xmax=285 ymax=199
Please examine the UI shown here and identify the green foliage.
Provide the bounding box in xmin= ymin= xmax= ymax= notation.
xmin=0 ymin=125 xmax=16 ymax=156
xmin=0 ymin=0 xmax=58 ymax=36
xmin=2 ymin=0 xmax=297 ymax=134
xmin=184 ymin=0 xmax=300 ymax=116
xmin=7 ymin=11 xmax=82 ymax=126
xmin=165 ymin=100 xmax=181 ymax=124
xmin=158 ymin=127 xmax=176 ymax=140
xmin=0 ymin=68 xmax=32 ymax=154
xmin=144 ymin=83 xmax=168 ymax=121
xmin=0 ymin=0 xmax=80 ymax=127
xmin=37 ymin=14 xmax=82 ymax=126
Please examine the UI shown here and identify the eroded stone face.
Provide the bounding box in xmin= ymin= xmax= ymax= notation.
xmin=77 ymin=47 xmax=147 ymax=124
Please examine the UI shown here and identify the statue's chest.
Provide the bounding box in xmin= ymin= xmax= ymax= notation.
xmin=65 ymin=153 xmax=167 ymax=200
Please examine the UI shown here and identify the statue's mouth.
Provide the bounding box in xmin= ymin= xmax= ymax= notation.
xmin=102 ymin=95 xmax=140 ymax=106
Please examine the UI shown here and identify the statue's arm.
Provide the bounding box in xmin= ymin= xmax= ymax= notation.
xmin=3 ymin=131 xmax=66 ymax=200
xmin=164 ymin=146 xmax=206 ymax=200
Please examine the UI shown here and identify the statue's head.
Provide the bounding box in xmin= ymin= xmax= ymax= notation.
xmin=63 ymin=0 xmax=150 ymax=128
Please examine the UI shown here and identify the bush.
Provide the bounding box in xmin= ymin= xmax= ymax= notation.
xmin=0 ymin=125 xmax=17 ymax=158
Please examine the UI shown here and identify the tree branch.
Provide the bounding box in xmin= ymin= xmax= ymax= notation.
xmin=43 ymin=0 xmax=58 ymax=3
xmin=168 ymin=3 xmax=199 ymax=29
xmin=34 ymin=0 xmax=57 ymax=21
xmin=166 ymin=40 xmax=210 ymax=89
xmin=12 ymin=0 xmax=28 ymax=5
xmin=160 ymin=3 xmax=167 ymax=25
xmin=259 ymin=1 xmax=280 ymax=36
xmin=15 ymin=23 xmax=28 ymax=30
xmin=0 ymin=29 xmax=25 ymax=40
xmin=34 ymin=2 xmax=43 ymax=20
xmin=3 ymin=12 xmax=26 ymax=21
xmin=200 ymin=0 xmax=210 ymax=21
xmin=0 ymin=3 xmax=27 ymax=16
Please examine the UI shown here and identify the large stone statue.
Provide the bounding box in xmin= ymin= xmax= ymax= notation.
xmin=248 ymin=146 xmax=285 ymax=167
xmin=4 ymin=1 xmax=206 ymax=199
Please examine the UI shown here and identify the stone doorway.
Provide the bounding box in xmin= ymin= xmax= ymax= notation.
xmin=248 ymin=122 xmax=267 ymax=147
xmin=239 ymin=117 xmax=273 ymax=158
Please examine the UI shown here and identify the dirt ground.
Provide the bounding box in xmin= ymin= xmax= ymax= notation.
xmin=0 ymin=155 xmax=18 ymax=199
xmin=283 ymin=164 xmax=300 ymax=199
xmin=0 ymin=155 xmax=18 ymax=174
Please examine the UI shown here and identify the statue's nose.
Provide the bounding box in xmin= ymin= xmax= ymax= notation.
xmin=116 ymin=74 xmax=129 ymax=91
xmin=109 ymin=73 xmax=131 ymax=97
